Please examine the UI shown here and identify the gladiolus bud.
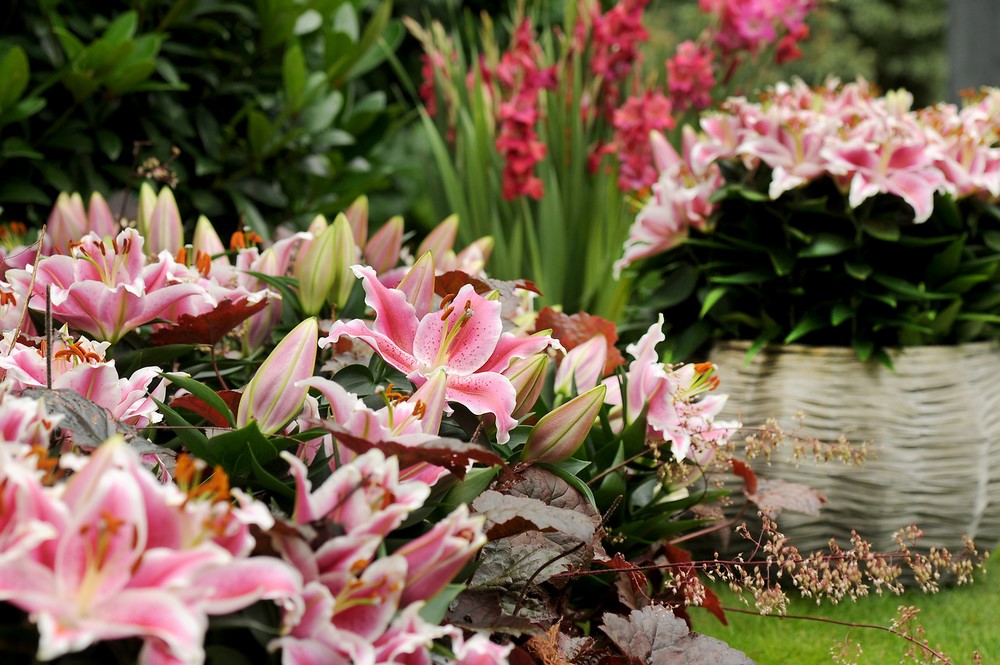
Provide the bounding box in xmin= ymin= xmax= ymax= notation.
xmin=521 ymin=384 xmax=606 ymax=463
xmin=554 ymin=335 xmax=608 ymax=396
xmin=417 ymin=214 xmax=458 ymax=259
xmin=397 ymin=251 xmax=435 ymax=318
xmin=502 ymin=353 xmax=548 ymax=419
xmin=237 ymin=317 xmax=318 ymax=434
xmin=146 ymin=187 xmax=183 ymax=256
xmin=364 ymin=215 xmax=404 ymax=273
xmin=344 ymin=194 xmax=369 ymax=249
xmin=395 ymin=504 xmax=487 ymax=606
xmin=326 ymin=213 xmax=357 ymax=311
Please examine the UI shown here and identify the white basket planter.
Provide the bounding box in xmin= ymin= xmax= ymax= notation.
xmin=710 ymin=340 xmax=1000 ymax=554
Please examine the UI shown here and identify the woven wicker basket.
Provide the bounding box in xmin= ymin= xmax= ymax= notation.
xmin=710 ymin=341 xmax=1000 ymax=554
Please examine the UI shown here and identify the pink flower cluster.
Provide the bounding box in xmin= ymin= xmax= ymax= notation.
xmin=272 ymin=450 xmax=504 ymax=665
xmin=602 ymin=314 xmax=738 ymax=461
xmin=610 ymin=92 xmax=677 ymax=191
xmin=699 ymin=0 xmax=815 ymax=59
xmin=493 ymin=19 xmax=557 ymax=201
xmin=0 ymin=427 xmax=301 ymax=665
xmin=666 ymin=41 xmax=716 ymax=113
xmin=618 ymin=79 xmax=1000 ymax=271
xmin=579 ymin=0 xmax=650 ymax=113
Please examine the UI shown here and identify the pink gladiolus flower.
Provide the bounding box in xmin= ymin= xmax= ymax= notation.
xmin=0 ymin=331 xmax=165 ymax=427
xmin=612 ymin=91 xmax=676 ymax=191
xmin=667 ymin=40 xmax=716 ymax=112
xmin=7 ymin=228 xmax=210 ymax=343
xmin=0 ymin=436 xmax=301 ymax=665
xmin=395 ymin=504 xmax=486 ymax=605
xmin=322 ymin=265 xmax=561 ymax=443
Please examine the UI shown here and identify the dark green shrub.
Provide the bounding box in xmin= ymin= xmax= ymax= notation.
xmin=0 ymin=0 xmax=405 ymax=238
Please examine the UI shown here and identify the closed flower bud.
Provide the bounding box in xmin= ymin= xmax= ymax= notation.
xmin=146 ymin=187 xmax=183 ymax=256
xmin=364 ymin=215 xmax=404 ymax=273
xmin=237 ymin=317 xmax=318 ymax=434
xmin=521 ymin=384 xmax=606 ymax=463
xmin=417 ymin=213 xmax=458 ymax=259
xmin=326 ymin=212 xmax=357 ymax=311
xmin=344 ymin=194 xmax=369 ymax=249
xmin=554 ymin=335 xmax=608 ymax=396
xmin=297 ymin=222 xmax=339 ymax=316
xmin=502 ymin=353 xmax=549 ymax=419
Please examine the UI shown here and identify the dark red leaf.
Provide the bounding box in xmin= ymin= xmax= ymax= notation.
xmin=149 ymin=297 xmax=268 ymax=347
xmin=596 ymin=552 xmax=650 ymax=610
xmin=310 ymin=419 xmax=504 ymax=480
xmin=701 ymin=585 xmax=729 ymax=626
xmin=729 ymin=458 xmax=758 ymax=495
xmin=533 ymin=307 xmax=625 ymax=376
xmin=169 ymin=390 xmax=242 ymax=428
xmin=435 ymin=270 xmax=491 ymax=297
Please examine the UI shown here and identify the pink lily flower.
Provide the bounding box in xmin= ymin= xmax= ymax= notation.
xmin=603 ymin=314 xmax=737 ymax=460
xmin=823 ymin=136 xmax=945 ymax=222
xmin=0 ymin=331 xmax=166 ymax=427
xmin=7 ymin=228 xmax=210 ymax=343
xmin=554 ymin=334 xmax=608 ymax=395
xmin=0 ymin=436 xmax=301 ymax=665
xmin=322 ymin=265 xmax=561 ymax=443
xmin=394 ymin=504 xmax=486 ymax=606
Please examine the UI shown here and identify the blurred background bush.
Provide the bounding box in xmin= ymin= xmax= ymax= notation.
xmin=0 ymin=0 xmax=950 ymax=239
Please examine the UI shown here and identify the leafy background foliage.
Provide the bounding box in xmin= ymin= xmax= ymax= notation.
xmin=0 ymin=0 xmax=404 ymax=238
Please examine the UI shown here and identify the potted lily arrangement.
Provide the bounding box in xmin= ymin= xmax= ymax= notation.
xmin=616 ymin=77 xmax=1000 ymax=552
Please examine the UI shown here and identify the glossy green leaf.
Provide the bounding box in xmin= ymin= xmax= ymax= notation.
xmin=699 ymin=286 xmax=728 ymax=319
xmin=798 ymin=232 xmax=853 ymax=258
xmin=162 ymin=373 xmax=236 ymax=427
xmin=0 ymin=46 xmax=29 ymax=112
xmin=283 ymin=42 xmax=307 ymax=110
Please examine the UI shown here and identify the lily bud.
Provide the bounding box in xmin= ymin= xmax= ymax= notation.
xmin=297 ymin=222 xmax=339 ymax=316
xmin=326 ymin=213 xmax=357 ymax=311
xmin=146 ymin=187 xmax=183 ymax=256
xmin=237 ymin=317 xmax=318 ymax=434
xmin=364 ymin=215 xmax=404 ymax=273
xmin=502 ymin=353 xmax=549 ymax=419
xmin=136 ymin=182 xmax=158 ymax=238
xmin=47 ymin=192 xmax=86 ymax=253
xmin=397 ymin=251 xmax=435 ymax=318
xmin=244 ymin=247 xmax=282 ymax=349
xmin=192 ymin=215 xmax=228 ymax=264
xmin=554 ymin=335 xmax=608 ymax=396
xmin=87 ymin=192 xmax=118 ymax=240
xmin=417 ymin=213 xmax=458 ymax=260
xmin=344 ymin=194 xmax=369 ymax=249
xmin=521 ymin=384 xmax=606 ymax=463
xmin=455 ymin=235 xmax=494 ymax=274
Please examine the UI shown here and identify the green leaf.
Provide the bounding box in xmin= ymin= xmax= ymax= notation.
xmin=538 ymin=462 xmax=597 ymax=507
xmin=207 ymin=422 xmax=287 ymax=477
xmin=445 ymin=466 xmax=500 ymax=508
xmin=830 ymin=304 xmax=852 ymax=326
xmin=708 ymin=270 xmax=773 ymax=285
xmin=103 ymin=11 xmax=138 ymax=44
xmin=938 ymin=274 xmax=990 ymax=294
xmin=861 ymin=219 xmax=901 ymax=241
xmin=419 ymin=584 xmax=466 ymax=625
xmin=928 ymin=299 xmax=963 ymax=337
xmin=300 ymin=91 xmax=343 ymax=133
xmin=768 ymin=248 xmax=795 ymax=275
xmin=982 ymin=230 xmax=1000 ymax=252
xmin=1 ymin=137 xmax=42 ymax=160
xmin=246 ymin=443 xmax=295 ymax=497
xmin=853 ymin=338 xmax=875 ymax=363
xmin=162 ymin=373 xmax=236 ymax=427
xmin=656 ymin=264 xmax=697 ymax=308
xmin=283 ymin=42 xmax=307 ymax=110
xmin=784 ymin=311 xmax=826 ymax=344
xmin=0 ymin=96 xmax=45 ymax=125
xmin=925 ymin=234 xmax=966 ymax=285
xmin=0 ymin=46 xmax=29 ymax=112
xmin=871 ymin=274 xmax=955 ymax=301
xmin=699 ymin=286 xmax=728 ymax=319
xmin=331 ymin=364 xmax=377 ymax=397
xmin=247 ymin=110 xmax=273 ymax=157
xmin=798 ymin=232 xmax=853 ymax=258
xmin=96 ymin=129 xmax=122 ymax=160
xmin=152 ymin=398 xmax=215 ymax=462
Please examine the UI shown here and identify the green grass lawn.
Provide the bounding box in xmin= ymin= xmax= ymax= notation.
xmin=690 ymin=555 xmax=998 ymax=664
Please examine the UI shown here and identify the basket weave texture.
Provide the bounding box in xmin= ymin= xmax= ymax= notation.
xmin=710 ymin=341 xmax=1000 ymax=554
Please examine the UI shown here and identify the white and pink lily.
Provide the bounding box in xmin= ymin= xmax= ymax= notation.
xmin=321 ymin=265 xmax=561 ymax=443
